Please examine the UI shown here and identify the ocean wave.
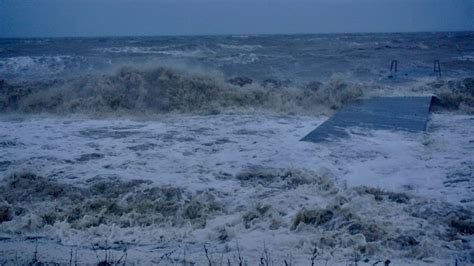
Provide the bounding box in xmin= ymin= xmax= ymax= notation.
xmin=455 ymin=55 xmax=474 ymax=62
xmin=2 ymin=63 xmax=472 ymax=116
xmin=157 ymin=49 xmax=214 ymax=57
xmin=217 ymin=53 xmax=259 ymax=65
xmin=217 ymin=44 xmax=263 ymax=51
xmin=95 ymin=46 xmax=214 ymax=57
xmin=0 ymin=65 xmax=367 ymax=116
xmin=0 ymin=55 xmax=85 ymax=79
xmin=415 ymin=42 xmax=430 ymax=50
xmin=95 ymin=46 xmax=167 ymax=54
xmin=231 ymin=35 xmax=250 ymax=38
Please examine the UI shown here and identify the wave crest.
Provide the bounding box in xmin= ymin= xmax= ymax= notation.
xmin=1 ymin=65 xmax=367 ymax=116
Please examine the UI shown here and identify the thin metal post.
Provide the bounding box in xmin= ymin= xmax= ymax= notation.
xmin=389 ymin=60 xmax=398 ymax=78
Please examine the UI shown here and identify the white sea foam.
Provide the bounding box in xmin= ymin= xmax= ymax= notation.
xmin=218 ymin=53 xmax=259 ymax=64
xmin=0 ymin=55 xmax=84 ymax=79
xmin=0 ymin=112 xmax=472 ymax=264
xmin=1 ymin=32 xmax=473 ymax=265
xmin=95 ymin=46 xmax=213 ymax=57
xmin=217 ymin=44 xmax=263 ymax=51
xmin=455 ymin=55 xmax=474 ymax=62
xmin=95 ymin=46 xmax=164 ymax=54
xmin=231 ymin=35 xmax=250 ymax=38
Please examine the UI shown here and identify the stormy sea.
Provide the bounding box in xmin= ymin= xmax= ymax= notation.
xmin=0 ymin=32 xmax=473 ymax=265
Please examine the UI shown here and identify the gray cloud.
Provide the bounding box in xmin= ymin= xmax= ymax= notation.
xmin=0 ymin=0 xmax=472 ymax=37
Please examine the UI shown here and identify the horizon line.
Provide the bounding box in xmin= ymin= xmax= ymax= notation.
xmin=1 ymin=29 xmax=473 ymax=40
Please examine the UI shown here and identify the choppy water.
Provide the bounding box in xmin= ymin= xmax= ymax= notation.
xmin=1 ymin=32 xmax=473 ymax=116
xmin=1 ymin=32 xmax=474 ymax=264
xmin=1 ymin=32 xmax=473 ymax=82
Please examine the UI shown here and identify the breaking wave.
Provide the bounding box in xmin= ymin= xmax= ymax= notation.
xmin=1 ymin=63 xmax=473 ymax=117
xmin=0 ymin=65 xmax=367 ymax=116
xmin=0 ymin=55 xmax=87 ymax=79
xmin=428 ymin=78 xmax=474 ymax=113
xmin=95 ymin=46 xmax=212 ymax=58
xmin=217 ymin=44 xmax=263 ymax=51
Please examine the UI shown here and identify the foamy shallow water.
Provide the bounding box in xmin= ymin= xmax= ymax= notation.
xmin=0 ymin=113 xmax=472 ymax=264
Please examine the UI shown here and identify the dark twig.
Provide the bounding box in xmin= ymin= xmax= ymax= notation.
xmin=352 ymin=248 xmax=361 ymax=266
xmin=204 ymin=244 xmax=212 ymax=266
xmin=160 ymin=247 xmax=178 ymax=265
xmin=69 ymin=247 xmax=73 ymax=266
xmin=74 ymin=248 xmax=78 ymax=266
xmin=30 ymin=239 xmax=40 ymax=265
xmin=236 ymin=241 xmax=243 ymax=266
xmin=310 ymin=247 xmax=319 ymax=266
xmin=116 ymin=248 xmax=128 ymax=265
xmin=259 ymin=242 xmax=271 ymax=266
xmin=284 ymin=252 xmax=293 ymax=266
xmin=91 ymin=244 xmax=101 ymax=264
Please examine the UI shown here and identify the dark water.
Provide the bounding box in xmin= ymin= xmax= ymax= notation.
xmin=1 ymin=32 xmax=473 ymax=83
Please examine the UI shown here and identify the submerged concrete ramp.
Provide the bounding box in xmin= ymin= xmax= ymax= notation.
xmin=301 ymin=96 xmax=433 ymax=143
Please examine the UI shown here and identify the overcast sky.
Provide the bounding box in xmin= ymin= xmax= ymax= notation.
xmin=0 ymin=0 xmax=472 ymax=38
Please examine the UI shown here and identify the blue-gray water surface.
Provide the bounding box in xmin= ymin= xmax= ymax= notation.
xmin=1 ymin=32 xmax=473 ymax=83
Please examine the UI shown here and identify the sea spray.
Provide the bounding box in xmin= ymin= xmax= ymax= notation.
xmin=1 ymin=65 xmax=367 ymax=116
